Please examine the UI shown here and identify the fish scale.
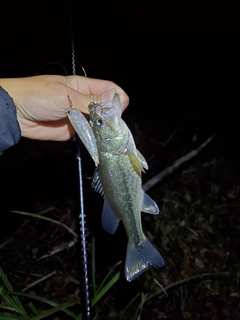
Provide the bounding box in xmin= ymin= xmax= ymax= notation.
xmin=67 ymin=92 xmax=165 ymax=281
xmin=98 ymin=151 xmax=144 ymax=244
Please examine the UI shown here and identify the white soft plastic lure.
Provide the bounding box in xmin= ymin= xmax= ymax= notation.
xmin=67 ymin=92 xmax=164 ymax=281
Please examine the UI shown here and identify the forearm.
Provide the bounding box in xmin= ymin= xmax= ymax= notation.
xmin=0 ymin=86 xmax=21 ymax=155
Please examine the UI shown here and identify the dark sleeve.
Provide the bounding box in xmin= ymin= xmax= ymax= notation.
xmin=0 ymin=86 xmax=21 ymax=155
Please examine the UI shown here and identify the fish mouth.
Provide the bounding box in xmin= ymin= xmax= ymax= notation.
xmin=89 ymin=103 xmax=124 ymax=139
xmin=88 ymin=102 xmax=101 ymax=125
xmin=89 ymin=103 xmax=109 ymax=125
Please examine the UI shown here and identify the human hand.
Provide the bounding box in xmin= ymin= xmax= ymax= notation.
xmin=0 ymin=75 xmax=129 ymax=141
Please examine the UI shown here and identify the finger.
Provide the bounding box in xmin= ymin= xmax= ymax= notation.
xmin=67 ymin=76 xmax=130 ymax=111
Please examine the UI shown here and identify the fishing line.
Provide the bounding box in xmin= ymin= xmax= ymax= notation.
xmin=68 ymin=1 xmax=92 ymax=319
xmin=34 ymin=62 xmax=68 ymax=76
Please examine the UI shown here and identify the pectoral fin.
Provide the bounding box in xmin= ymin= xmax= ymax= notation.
xmin=125 ymin=126 xmax=148 ymax=173
xmin=136 ymin=150 xmax=148 ymax=170
xmin=127 ymin=152 xmax=144 ymax=177
xmin=128 ymin=150 xmax=148 ymax=175
xmin=101 ymin=200 xmax=120 ymax=234
xmin=141 ymin=191 xmax=159 ymax=215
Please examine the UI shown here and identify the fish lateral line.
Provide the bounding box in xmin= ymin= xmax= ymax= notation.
xmin=67 ymin=92 xmax=165 ymax=281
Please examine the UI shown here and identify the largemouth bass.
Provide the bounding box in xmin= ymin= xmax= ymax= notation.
xmin=67 ymin=93 xmax=164 ymax=281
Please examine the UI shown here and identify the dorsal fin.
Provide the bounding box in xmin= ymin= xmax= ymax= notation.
xmin=91 ymin=168 xmax=104 ymax=196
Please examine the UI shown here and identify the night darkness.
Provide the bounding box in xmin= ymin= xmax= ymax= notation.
xmin=0 ymin=0 xmax=239 ymax=197
xmin=0 ymin=1 xmax=240 ymax=319
xmin=1 ymin=1 xmax=239 ymax=136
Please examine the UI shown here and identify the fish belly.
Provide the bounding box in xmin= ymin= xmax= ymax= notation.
xmin=99 ymin=151 xmax=144 ymax=244
xmin=99 ymin=151 xmax=165 ymax=281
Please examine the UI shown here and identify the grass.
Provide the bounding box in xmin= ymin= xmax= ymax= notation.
xmin=1 ymin=130 xmax=240 ymax=319
xmin=0 ymin=252 xmax=120 ymax=320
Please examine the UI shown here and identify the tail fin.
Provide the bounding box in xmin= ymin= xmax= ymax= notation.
xmin=125 ymin=237 xmax=164 ymax=281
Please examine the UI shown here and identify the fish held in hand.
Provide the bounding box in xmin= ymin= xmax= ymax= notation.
xmin=67 ymin=93 xmax=164 ymax=281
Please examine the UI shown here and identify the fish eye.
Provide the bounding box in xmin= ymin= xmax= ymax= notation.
xmin=95 ymin=118 xmax=103 ymax=126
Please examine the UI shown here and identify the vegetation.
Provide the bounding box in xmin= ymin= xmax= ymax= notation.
xmin=0 ymin=115 xmax=239 ymax=319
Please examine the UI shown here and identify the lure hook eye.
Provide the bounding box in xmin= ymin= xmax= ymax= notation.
xmin=88 ymin=102 xmax=96 ymax=112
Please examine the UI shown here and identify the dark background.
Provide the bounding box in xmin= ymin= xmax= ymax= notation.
xmin=0 ymin=1 xmax=239 ymax=125
xmin=0 ymin=1 xmax=239 ymax=237
xmin=0 ymin=0 xmax=239 ymax=147
xmin=0 ymin=1 xmax=240 ymax=318
xmin=0 ymin=0 xmax=240 ymax=244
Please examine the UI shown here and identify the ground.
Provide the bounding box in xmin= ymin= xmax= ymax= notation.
xmin=0 ymin=110 xmax=240 ymax=319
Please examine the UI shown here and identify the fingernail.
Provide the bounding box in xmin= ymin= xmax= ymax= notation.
xmin=102 ymin=88 xmax=116 ymax=102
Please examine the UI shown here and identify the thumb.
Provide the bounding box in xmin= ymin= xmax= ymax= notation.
xmin=68 ymin=88 xmax=118 ymax=114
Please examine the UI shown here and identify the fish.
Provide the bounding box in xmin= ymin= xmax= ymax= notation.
xmin=67 ymin=92 xmax=164 ymax=281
